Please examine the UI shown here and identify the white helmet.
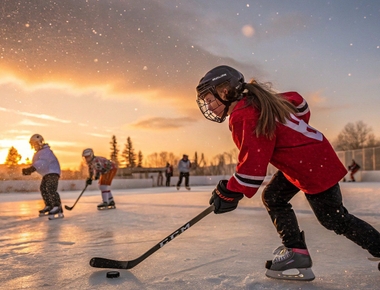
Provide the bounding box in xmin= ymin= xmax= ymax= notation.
xmin=82 ymin=148 xmax=94 ymax=159
xmin=29 ymin=134 xmax=45 ymax=150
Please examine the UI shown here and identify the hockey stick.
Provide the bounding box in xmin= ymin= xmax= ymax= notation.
xmin=64 ymin=184 xmax=88 ymax=211
xmin=89 ymin=204 xmax=215 ymax=269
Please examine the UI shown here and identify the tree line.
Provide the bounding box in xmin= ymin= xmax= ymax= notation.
xmin=2 ymin=121 xmax=380 ymax=180
xmin=333 ymin=121 xmax=380 ymax=150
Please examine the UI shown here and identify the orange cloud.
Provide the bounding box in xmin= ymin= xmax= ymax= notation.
xmin=132 ymin=117 xmax=198 ymax=130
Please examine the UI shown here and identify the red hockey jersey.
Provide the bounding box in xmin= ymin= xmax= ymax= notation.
xmin=226 ymin=91 xmax=347 ymax=198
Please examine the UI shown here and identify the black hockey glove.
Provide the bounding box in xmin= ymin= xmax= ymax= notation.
xmin=209 ymin=180 xmax=244 ymax=214
xmin=22 ymin=166 xmax=36 ymax=176
xmin=86 ymin=177 xmax=92 ymax=185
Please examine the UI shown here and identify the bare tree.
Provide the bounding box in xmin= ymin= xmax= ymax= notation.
xmin=79 ymin=159 xmax=89 ymax=179
xmin=334 ymin=121 xmax=380 ymax=151
xmin=144 ymin=151 xmax=179 ymax=168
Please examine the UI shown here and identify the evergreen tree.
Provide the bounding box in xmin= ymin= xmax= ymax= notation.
xmin=122 ymin=137 xmax=136 ymax=168
xmin=5 ymin=147 xmax=22 ymax=179
xmin=193 ymin=152 xmax=198 ymax=169
xmin=5 ymin=146 xmax=22 ymax=167
xmin=137 ymin=151 xmax=143 ymax=167
xmin=109 ymin=135 xmax=120 ymax=166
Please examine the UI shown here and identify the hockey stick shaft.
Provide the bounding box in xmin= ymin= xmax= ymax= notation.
xmin=64 ymin=184 xmax=88 ymax=211
xmin=89 ymin=204 xmax=215 ymax=269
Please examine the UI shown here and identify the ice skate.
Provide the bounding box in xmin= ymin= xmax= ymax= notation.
xmin=97 ymin=199 xmax=116 ymax=210
xmin=176 ymin=186 xmax=180 ymax=190
xmin=48 ymin=205 xmax=64 ymax=220
xmin=265 ymin=245 xmax=314 ymax=281
xmin=39 ymin=205 xmax=51 ymax=217
xmin=185 ymin=186 xmax=191 ymax=190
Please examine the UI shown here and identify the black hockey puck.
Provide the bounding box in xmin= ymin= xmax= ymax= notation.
xmin=106 ymin=271 xmax=120 ymax=278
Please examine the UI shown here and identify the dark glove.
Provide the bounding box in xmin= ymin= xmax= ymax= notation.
xmin=86 ymin=178 xmax=92 ymax=185
xmin=22 ymin=166 xmax=36 ymax=176
xmin=209 ymin=180 xmax=244 ymax=214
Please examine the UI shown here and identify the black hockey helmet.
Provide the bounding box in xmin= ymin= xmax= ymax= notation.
xmin=196 ymin=65 xmax=245 ymax=123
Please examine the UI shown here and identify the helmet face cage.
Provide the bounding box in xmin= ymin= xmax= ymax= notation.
xmin=196 ymin=88 xmax=228 ymax=123
xmin=196 ymin=65 xmax=245 ymax=123
xmin=29 ymin=134 xmax=44 ymax=150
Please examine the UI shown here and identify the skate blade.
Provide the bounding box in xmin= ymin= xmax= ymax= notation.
xmin=368 ymin=257 xmax=380 ymax=261
xmin=97 ymin=206 xmax=116 ymax=210
xmin=265 ymin=268 xmax=315 ymax=281
xmin=48 ymin=213 xmax=64 ymax=220
xmin=39 ymin=212 xmax=50 ymax=217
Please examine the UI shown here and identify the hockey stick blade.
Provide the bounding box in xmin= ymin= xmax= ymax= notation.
xmin=64 ymin=185 xmax=88 ymax=211
xmin=89 ymin=204 xmax=215 ymax=270
xmin=64 ymin=205 xmax=73 ymax=210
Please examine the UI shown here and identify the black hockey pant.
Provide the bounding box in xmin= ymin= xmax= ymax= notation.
xmin=177 ymin=172 xmax=190 ymax=187
xmin=262 ymin=171 xmax=380 ymax=257
xmin=40 ymin=173 xmax=62 ymax=207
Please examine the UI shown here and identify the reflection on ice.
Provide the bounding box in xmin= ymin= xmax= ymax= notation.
xmin=1 ymin=184 xmax=380 ymax=289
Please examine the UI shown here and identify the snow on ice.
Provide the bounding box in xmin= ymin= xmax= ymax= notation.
xmin=0 ymin=183 xmax=379 ymax=289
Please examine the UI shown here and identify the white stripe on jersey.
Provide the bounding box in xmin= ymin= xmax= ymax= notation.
xmin=295 ymin=99 xmax=310 ymax=117
xmin=236 ymin=172 xmax=266 ymax=181
xmin=232 ymin=173 xmax=265 ymax=188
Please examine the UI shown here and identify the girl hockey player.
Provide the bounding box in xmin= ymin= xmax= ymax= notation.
xmin=22 ymin=134 xmax=64 ymax=219
xmin=82 ymin=148 xmax=118 ymax=210
xmin=196 ymin=65 xmax=380 ymax=281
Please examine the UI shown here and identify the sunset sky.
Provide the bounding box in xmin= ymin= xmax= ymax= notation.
xmin=1 ymin=0 xmax=380 ymax=169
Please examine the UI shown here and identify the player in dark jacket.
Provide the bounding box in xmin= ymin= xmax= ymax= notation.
xmin=196 ymin=65 xmax=380 ymax=281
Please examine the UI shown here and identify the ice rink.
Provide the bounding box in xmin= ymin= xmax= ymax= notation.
xmin=1 ymin=182 xmax=379 ymax=290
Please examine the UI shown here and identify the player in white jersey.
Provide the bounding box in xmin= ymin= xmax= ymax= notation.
xmin=22 ymin=134 xmax=64 ymax=219
xmin=82 ymin=148 xmax=118 ymax=210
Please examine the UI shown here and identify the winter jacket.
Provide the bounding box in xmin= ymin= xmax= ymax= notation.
xmin=32 ymin=144 xmax=61 ymax=176
xmin=178 ymin=159 xmax=191 ymax=173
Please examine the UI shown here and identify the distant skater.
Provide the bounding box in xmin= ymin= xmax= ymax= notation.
xmin=348 ymin=159 xmax=361 ymax=182
xmin=22 ymin=134 xmax=64 ymax=219
xmin=176 ymin=154 xmax=191 ymax=190
xmin=82 ymin=148 xmax=118 ymax=210
xmin=195 ymin=65 xmax=380 ymax=281
xmin=157 ymin=171 xmax=163 ymax=186
xmin=165 ymin=162 xmax=173 ymax=186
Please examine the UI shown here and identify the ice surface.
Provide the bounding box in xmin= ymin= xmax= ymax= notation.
xmin=0 ymin=182 xmax=379 ymax=289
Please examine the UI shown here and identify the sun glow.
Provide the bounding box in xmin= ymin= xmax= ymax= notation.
xmin=0 ymin=138 xmax=35 ymax=164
